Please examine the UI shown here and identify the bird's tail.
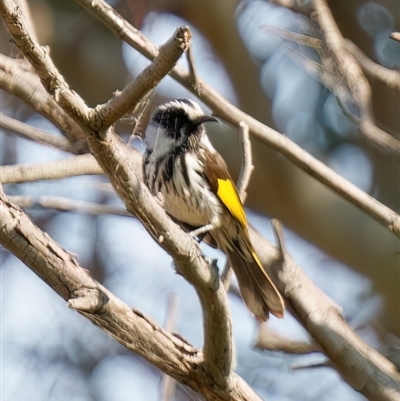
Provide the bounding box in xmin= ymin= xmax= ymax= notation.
xmin=225 ymin=241 xmax=284 ymax=321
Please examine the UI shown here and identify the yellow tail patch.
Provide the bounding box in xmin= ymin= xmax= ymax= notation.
xmin=217 ymin=178 xmax=247 ymax=227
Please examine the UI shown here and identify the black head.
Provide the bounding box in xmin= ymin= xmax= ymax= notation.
xmin=144 ymin=99 xmax=218 ymax=156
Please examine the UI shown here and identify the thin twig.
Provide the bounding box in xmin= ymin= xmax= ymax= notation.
xmin=0 ymin=55 xmax=86 ymax=142
xmin=236 ymin=121 xmax=254 ymax=202
xmin=255 ymin=324 xmax=321 ymax=354
xmin=390 ymin=32 xmax=400 ymax=42
xmin=186 ymin=44 xmax=199 ymax=87
xmin=291 ymin=361 xmax=330 ymax=370
xmin=263 ymin=20 xmax=400 ymax=157
xmin=344 ymin=40 xmax=400 ymax=95
xmin=91 ymin=26 xmax=192 ymax=131
xmin=160 ymin=294 xmax=179 ymax=401
xmin=126 ymin=90 xmax=155 ymax=142
xmin=0 ymin=154 xmax=103 ymax=184
xmin=271 ymin=219 xmax=287 ymax=260
xmin=253 ymin=223 xmax=400 ymax=400
xmin=9 ymin=195 xmax=131 ymax=217
xmin=311 ymin=0 xmax=400 ymax=157
xmin=0 ymin=113 xmax=84 ymax=153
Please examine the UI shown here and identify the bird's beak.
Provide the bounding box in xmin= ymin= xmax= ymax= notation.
xmin=193 ymin=115 xmax=219 ymax=127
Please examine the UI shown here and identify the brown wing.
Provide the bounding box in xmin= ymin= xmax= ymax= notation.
xmin=202 ymin=150 xmax=247 ymax=228
xmin=201 ymin=150 xmax=231 ymax=193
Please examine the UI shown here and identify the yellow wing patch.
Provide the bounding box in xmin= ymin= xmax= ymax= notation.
xmin=217 ymin=178 xmax=247 ymax=227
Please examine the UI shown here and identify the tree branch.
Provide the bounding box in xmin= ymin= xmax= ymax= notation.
xmin=0 ymin=154 xmax=103 ymax=184
xmin=344 ymin=40 xmax=400 ymax=95
xmin=0 ymin=0 xmax=235 ymax=389
xmin=0 ymin=189 xmax=262 ymax=401
xmin=160 ymin=294 xmax=179 ymax=401
xmin=90 ymin=26 xmax=192 ymax=131
xmin=0 ymin=54 xmax=86 ymax=142
xmin=0 ymin=113 xmax=85 ymax=153
xmin=72 ymin=0 xmax=400 ymax=238
xmin=1 ymin=1 xmax=400 ymax=398
xmin=236 ymin=122 xmax=254 ymax=203
xmin=255 ymin=324 xmax=321 ymax=354
xmin=0 ymin=0 xmax=91 ymax=125
xmin=8 ymin=195 xmax=132 ymax=217
xmin=311 ymin=0 xmax=400 ymax=157
xmin=390 ymin=32 xmax=400 ymax=42
xmin=262 ymin=4 xmax=400 ymax=158
xmin=248 ymin=221 xmax=400 ymax=401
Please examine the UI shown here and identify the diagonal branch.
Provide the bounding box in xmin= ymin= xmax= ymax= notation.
xmin=73 ymin=0 xmax=400 ymax=238
xmin=311 ymin=0 xmax=400 ymax=157
xmin=344 ymin=40 xmax=400 ymax=95
xmin=259 ymin=24 xmax=400 ymax=157
xmin=0 ymin=0 xmax=234 ymax=388
xmin=0 ymin=189 xmax=260 ymax=401
xmin=0 ymin=113 xmax=84 ymax=153
xmin=91 ymin=27 xmax=192 ymax=131
xmin=0 ymin=54 xmax=86 ymax=142
xmin=390 ymin=32 xmax=400 ymax=42
xmin=255 ymin=324 xmax=321 ymax=354
xmin=250 ymin=221 xmax=400 ymax=401
xmin=8 ymin=195 xmax=132 ymax=217
xmin=0 ymin=0 xmax=90 ymax=125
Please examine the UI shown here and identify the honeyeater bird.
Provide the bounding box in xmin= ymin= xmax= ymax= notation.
xmin=143 ymin=99 xmax=284 ymax=320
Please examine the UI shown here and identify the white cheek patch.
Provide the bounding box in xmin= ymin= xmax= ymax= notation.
xmin=145 ymin=124 xmax=175 ymax=158
xmin=144 ymin=124 xmax=158 ymax=150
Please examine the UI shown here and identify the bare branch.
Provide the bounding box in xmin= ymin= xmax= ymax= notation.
xmin=0 ymin=1 xmax=234 ymax=388
xmin=0 ymin=0 xmax=91 ymax=125
xmin=87 ymin=131 xmax=234 ymax=385
xmin=390 ymin=32 xmax=400 ymax=42
xmin=0 ymin=190 xmax=261 ymax=401
xmin=255 ymin=324 xmax=321 ymax=354
xmin=186 ymin=44 xmax=199 ymax=88
xmin=0 ymin=154 xmax=103 ymax=184
xmin=91 ymin=26 xmax=192 ymax=130
xmin=251 ymin=224 xmax=400 ymax=401
xmin=272 ymin=219 xmax=287 ymax=260
xmin=0 ymin=55 xmax=86 ymax=142
xmin=344 ymin=40 xmax=400 ymax=95
xmin=311 ymin=0 xmax=400 ymax=157
xmin=160 ymin=294 xmax=179 ymax=401
xmin=3 ymin=142 xmax=399 ymax=399
xmin=72 ymin=0 xmax=400 ymax=238
xmin=262 ymin=17 xmax=400 ymax=157
xmin=9 ymin=195 xmax=132 ymax=217
xmin=0 ymin=113 xmax=85 ymax=153
xmin=291 ymin=361 xmax=330 ymax=370
xmin=236 ymin=121 xmax=254 ymax=202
